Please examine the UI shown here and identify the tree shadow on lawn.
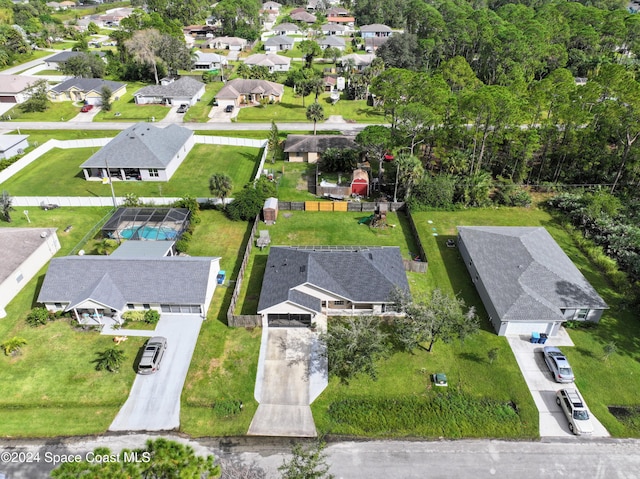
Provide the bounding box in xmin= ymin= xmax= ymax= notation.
xmin=239 ymin=254 xmax=268 ymax=315
xmin=457 ymin=351 xmax=485 ymax=364
xmin=396 ymin=210 xmax=420 ymax=255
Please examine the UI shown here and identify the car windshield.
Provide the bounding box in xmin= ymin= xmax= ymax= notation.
xmin=573 ymin=410 xmax=590 ymax=420
xmin=558 ymin=367 xmax=572 ymax=376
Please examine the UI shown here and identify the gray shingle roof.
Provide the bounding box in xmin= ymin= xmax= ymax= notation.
xmin=257 ymin=246 xmax=409 ymax=312
xmin=457 ymin=226 xmax=608 ymax=321
xmin=319 ymin=36 xmax=345 ymax=47
xmin=50 ymin=77 xmax=125 ymax=94
xmin=47 ymin=51 xmax=106 ymax=63
xmin=38 ymin=256 xmax=220 ymax=310
xmin=283 ymin=134 xmax=358 ymax=153
xmin=0 ymin=228 xmax=57 ymax=285
xmin=215 ymin=79 xmax=284 ymax=100
xmin=245 ymin=53 xmax=291 ymax=67
xmin=264 ymin=35 xmax=295 ymax=46
xmin=274 ymin=22 xmax=300 ymax=32
xmin=80 ymin=123 xmax=193 ymax=169
xmin=134 ymin=77 xmax=204 ymax=100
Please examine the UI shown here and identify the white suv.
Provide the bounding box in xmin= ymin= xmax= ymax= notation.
xmin=556 ymin=388 xmax=594 ymax=435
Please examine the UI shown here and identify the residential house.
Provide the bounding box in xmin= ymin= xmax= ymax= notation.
xmin=46 ymin=1 xmax=61 ymax=10
xmin=58 ymin=0 xmax=75 ymax=9
xmin=0 ymin=228 xmax=60 ymax=318
xmin=291 ymin=10 xmax=316 ymax=24
xmin=38 ymin=255 xmax=220 ymax=324
xmin=206 ymin=36 xmax=248 ymax=51
xmin=458 ymin=226 xmax=608 ymax=336
xmin=364 ymin=36 xmax=390 ymax=52
xmin=244 ymin=53 xmax=291 ymax=72
xmin=319 ymin=36 xmax=345 ymax=51
xmin=45 ymin=51 xmax=106 ymax=69
xmin=359 ymin=23 xmax=393 ymax=38
xmin=264 ymin=34 xmax=295 ymax=53
xmin=320 ymin=23 xmax=347 ymax=36
xmin=47 ymin=78 xmax=126 ymax=105
xmin=0 ymin=75 xmax=40 ymax=103
xmin=134 ymin=77 xmax=205 ymax=106
xmin=183 ymin=25 xmax=219 ymax=38
xmin=192 ymin=51 xmax=228 ymax=70
xmin=327 ymin=7 xmax=349 ymax=16
xmin=80 ymin=123 xmax=195 ymax=182
xmin=0 ymin=134 xmax=29 ymax=159
xmin=257 ymin=246 xmax=409 ymax=327
xmin=262 ymin=1 xmax=281 ymax=11
xmin=283 ymin=134 xmax=359 ymax=163
xmin=326 ymin=15 xmax=355 ymax=26
xmin=215 ymin=78 xmax=285 ymax=108
xmin=273 ymin=22 xmax=302 ymax=36
xmin=340 ymin=53 xmax=375 ymax=71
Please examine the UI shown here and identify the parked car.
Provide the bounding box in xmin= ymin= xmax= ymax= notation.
xmin=137 ymin=336 xmax=167 ymax=374
xmin=543 ymin=346 xmax=575 ymax=383
xmin=225 ymin=104 xmax=234 ymax=113
xmin=556 ymin=388 xmax=594 ymax=435
xmin=80 ymin=104 xmax=94 ymax=112
xmin=177 ymin=104 xmax=189 ymax=113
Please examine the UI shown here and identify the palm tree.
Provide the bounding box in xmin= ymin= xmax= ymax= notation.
xmin=1 ymin=337 xmax=27 ymax=356
xmin=306 ymin=101 xmax=325 ymax=135
xmin=1 ymin=190 xmax=14 ymax=223
xmin=208 ymin=173 xmax=233 ymax=207
xmin=94 ymin=347 xmax=125 ymax=372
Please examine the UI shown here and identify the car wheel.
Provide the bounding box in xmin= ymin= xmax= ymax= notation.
xmin=556 ymin=397 xmax=561 ymax=406
xmin=568 ymin=423 xmax=574 ymax=433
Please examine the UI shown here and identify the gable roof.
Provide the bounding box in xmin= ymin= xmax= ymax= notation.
xmin=80 ymin=123 xmax=193 ymax=169
xmin=319 ymin=36 xmax=345 ymax=47
xmin=135 ymin=77 xmax=205 ymax=99
xmin=258 ymin=246 xmax=409 ymax=313
xmin=321 ymin=23 xmax=347 ymax=32
xmin=50 ymin=77 xmax=125 ymax=94
xmin=245 ymin=53 xmax=291 ymax=67
xmin=360 ymin=23 xmax=392 ymax=32
xmin=458 ymin=226 xmax=608 ymax=321
xmin=264 ymin=34 xmax=295 ymax=46
xmin=210 ymin=36 xmax=247 ymax=46
xmin=0 ymin=228 xmax=57 ymax=285
xmin=46 ymin=51 xmax=106 ymax=63
xmin=291 ymin=11 xmax=316 ymax=22
xmin=38 ymin=256 xmax=219 ymax=310
xmin=215 ymin=78 xmax=284 ymax=99
xmin=0 ymin=75 xmax=40 ymax=94
xmin=274 ymin=22 xmax=301 ymax=32
xmin=193 ymin=51 xmax=227 ymax=65
xmin=0 ymin=134 xmax=28 ymax=152
xmin=284 ymin=134 xmax=358 ymax=153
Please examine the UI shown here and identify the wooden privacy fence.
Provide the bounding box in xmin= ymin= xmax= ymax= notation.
xmin=278 ymin=201 xmax=405 ymax=212
xmin=227 ymin=215 xmax=262 ymax=328
xmin=405 ymin=207 xmax=428 ymax=264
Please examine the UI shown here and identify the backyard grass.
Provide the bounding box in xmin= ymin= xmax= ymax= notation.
xmin=1 ymin=101 xmax=79 ymax=122
xmin=410 ymin=207 xmax=640 ymax=438
xmin=0 ymin=206 xmax=143 ymax=437
xmin=16 ymin=129 xmax=118 ymax=147
xmin=0 ymin=144 xmax=262 ymax=197
xmin=236 ymin=87 xmax=384 ymax=123
xmin=183 ymin=82 xmax=224 ymax=123
xmin=93 ymin=82 xmax=170 ymax=122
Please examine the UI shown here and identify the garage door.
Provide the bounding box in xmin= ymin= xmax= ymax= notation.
xmin=504 ymin=321 xmax=554 ymax=336
xmin=0 ymin=96 xmax=16 ymax=103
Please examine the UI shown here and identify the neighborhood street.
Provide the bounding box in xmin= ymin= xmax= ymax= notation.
xmin=1 ymin=436 xmax=639 ymax=479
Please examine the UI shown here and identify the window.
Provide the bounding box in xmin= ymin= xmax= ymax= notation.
xmin=148 ymin=168 xmax=159 ymax=178
xmin=54 ymin=302 xmax=62 ymax=309
xmin=127 ymin=303 xmax=134 ymax=310
xmin=576 ymin=309 xmax=589 ymax=320
xmin=333 ymin=300 xmax=345 ymax=306
xmin=143 ymin=304 xmax=150 ymax=310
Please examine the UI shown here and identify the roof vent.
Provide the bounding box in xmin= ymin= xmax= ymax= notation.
xmin=40 ymin=231 xmax=48 ymax=238
xmin=369 ymin=253 xmax=373 ymax=260
xmin=300 ymin=265 xmax=306 ymax=273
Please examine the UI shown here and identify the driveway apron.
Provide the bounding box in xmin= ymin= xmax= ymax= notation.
xmin=109 ymin=314 xmax=203 ymax=431
xmin=248 ymin=327 xmax=327 ymax=437
xmin=507 ymin=330 xmax=610 ymax=438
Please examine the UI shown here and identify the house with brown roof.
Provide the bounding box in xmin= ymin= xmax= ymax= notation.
xmin=283 ymin=134 xmax=359 ymax=163
xmin=215 ymin=79 xmax=285 ymax=108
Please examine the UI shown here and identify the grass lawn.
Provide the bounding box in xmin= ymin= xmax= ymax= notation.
xmin=1 ymin=102 xmax=79 ymax=122
xmin=410 ymin=206 xmax=640 ymax=438
xmin=0 ymin=144 xmax=262 ymax=197
xmin=273 ymin=160 xmax=317 ymax=201
xmin=236 ymin=87 xmax=384 ymax=123
xmin=0 ymin=206 xmax=144 ymax=437
xmin=180 ymin=209 xmax=262 ymax=436
xmin=93 ymin=82 xmax=170 ymax=122
xmin=0 ymin=50 xmax=51 ymax=72
xmin=34 ymin=69 xmax=62 ymax=75
xmin=50 ymin=41 xmax=76 ymax=50
xmin=184 ymin=82 xmax=224 ymax=123
xmin=15 ymin=129 xmax=118 ymax=147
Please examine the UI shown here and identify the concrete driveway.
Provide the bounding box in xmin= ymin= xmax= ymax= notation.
xmin=159 ymin=104 xmax=185 ymax=124
xmin=507 ymin=331 xmax=610 ymax=438
xmin=70 ymin=106 xmax=101 ymax=122
xmin=109 ymin=313 xmax=203 ymax=431
xmin=248 ymin=326 xmax=328 ymax=437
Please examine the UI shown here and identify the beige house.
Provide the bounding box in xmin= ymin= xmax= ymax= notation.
xmin=283 ymin=134 xmax=359 ymax=163
xmin=0 ymin=228 xmax=61 ymax=318
xmin=215 ymin=78 xmax=284 ymax=108
xmin=47 ymin=78 xmax=126 ymax=105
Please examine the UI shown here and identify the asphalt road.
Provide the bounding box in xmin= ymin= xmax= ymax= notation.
xmin=1 ymin=435 xmax=639 ymax=479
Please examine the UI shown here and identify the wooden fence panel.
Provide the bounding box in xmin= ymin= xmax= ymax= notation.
xmin=333 ymin=202 xmax=348 ymax=211
xmin=305 ymin=201 xmax=319 ymax=211
xmin=318 ymin=202 xmax=333 ymax=211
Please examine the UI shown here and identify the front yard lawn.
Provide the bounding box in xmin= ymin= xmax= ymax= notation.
xmin=184 ymin=82 xmax=224 ymax=123
xmin=93 ymin=82 xmax=170 ymax=122
xmin=0 ymin=144 xmax=262 ymax=197
xmin=2 ymin=101 xmax=79 ymax=122
xmin=236 ymin=87 xmax=384 ymax=123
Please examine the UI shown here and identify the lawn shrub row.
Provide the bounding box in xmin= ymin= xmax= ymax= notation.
xmin=325 ymin=391 xmax=524 ymax=438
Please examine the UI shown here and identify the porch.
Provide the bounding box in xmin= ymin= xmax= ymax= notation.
xmin=73 ymin=307 xmax=122 ymax=327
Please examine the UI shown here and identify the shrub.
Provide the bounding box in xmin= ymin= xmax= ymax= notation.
xmin=1 ymin=336 xmax=27 ymax=356
xmin=175 ymin=238 xmax=189 ymax=253
xmin=144 ymin=309 xmax=160 ymax=324
xmin=226 ymin=187 xmax=264 ymax=221
xmin=26 ymin=307 xmax=51 ymax=327
xmin=212 ymin=399 xmax=243 ymax=417
xmin=121 ymin=311 xmax=145 ymax=322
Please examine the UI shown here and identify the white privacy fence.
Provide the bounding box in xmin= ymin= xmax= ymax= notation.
xmin=11 ymin=197 xmax=229 ymax=207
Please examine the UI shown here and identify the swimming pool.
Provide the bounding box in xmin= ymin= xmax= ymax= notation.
xmin=119 ymin=225 xmax=178 ymax=240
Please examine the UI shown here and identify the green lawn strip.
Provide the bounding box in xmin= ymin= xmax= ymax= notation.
xmin=93 ymin=82 xmax=170 ymax=122
xmin=17 ymin=129 xmax=118 ymax=146
xmin=0 ymin=407 xmax=122 ymax=437
xmin=2 ymin=101 xmax=79 ymax=122
xmin=0 ymin=144 xmax=261 ymax=197
xmin=34 ymin=69 xmax=63 ymax=75
xmin=184 ymin=82 xmax=224 ymax=123
xmin=50 ymin=41 xmax=76 ymax=50
xmin=0 ymin=50 xmax=51 ymax=72
xmin=236 ymin=87 xmax=383 ymax=123
xmin=181 ymin=210 xmax=261 ymax=436
xmin=411 ymin=207 xmax=640 ymax=437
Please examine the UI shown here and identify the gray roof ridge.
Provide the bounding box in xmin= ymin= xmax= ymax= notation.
xmin=67 ymin=271 xmax=124 ymax=311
